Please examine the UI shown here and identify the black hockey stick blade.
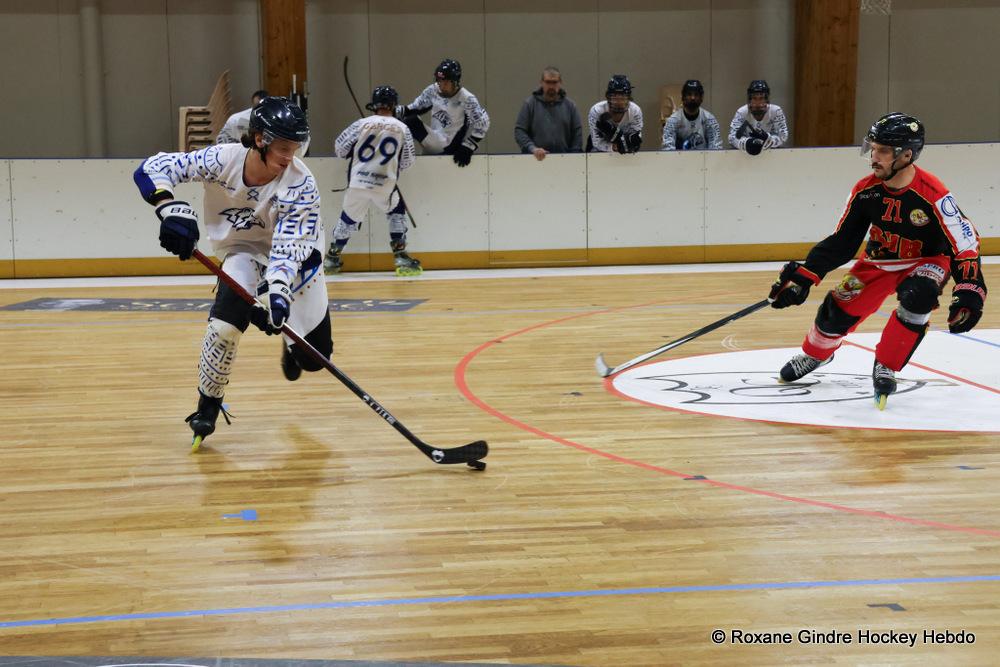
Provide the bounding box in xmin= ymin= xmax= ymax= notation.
xmin=192 ymin=250 xmax=487 ymax=467
xmin=596 ymin=298 xmax=771 ymax=378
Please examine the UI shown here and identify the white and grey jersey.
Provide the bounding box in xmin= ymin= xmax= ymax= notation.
xmin=138 ymin=143 xmax=322 ymax=287
xmin=407 ymin=84 xmax=490 ymax=151
xmin=335 ymin=115 xmax=415 ymax=193
xmin=728 ymin=103 xmax=789 ymax=150
xmin=661 ymin=108 xmax=722 ymax=150
xmin=588 ymin=101 xmax=643 ymax=153
xmin=216 ymin=108 xmax=252 ymax=145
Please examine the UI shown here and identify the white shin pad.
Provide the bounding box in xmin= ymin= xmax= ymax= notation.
xmin=198 ymin=318 xmax=241 ymax=398
xmin=388 ymin=213 xmax=407 ymax=236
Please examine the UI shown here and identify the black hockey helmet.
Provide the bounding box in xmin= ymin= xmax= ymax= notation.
xmin=863 ymin=112 xmax=925 ymax=161
xmin=435 ymin=59 xmax=462 ymax=83
xmin=747 ymin=79 xmax=770 ymax=100
xmin=366 ymin=85 xmax=399 ymax=112
xmin=249 ymin=96 xmax=309 ymax=144
xmin=682 ymin=79 xmax=704 ymax=96
xmin=606 ymin=74 xmax=633 ymax=98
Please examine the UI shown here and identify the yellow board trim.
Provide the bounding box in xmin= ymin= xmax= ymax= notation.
xmin=6 ymin=239 xmax=999 ymax=278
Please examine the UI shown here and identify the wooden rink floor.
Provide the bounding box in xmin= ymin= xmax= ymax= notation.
xmin=1 ymin=262 xmax=999 ymax=666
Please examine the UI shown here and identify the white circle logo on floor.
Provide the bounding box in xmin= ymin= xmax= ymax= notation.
xmin=609 ymin=330 xmax=1000 ymax=432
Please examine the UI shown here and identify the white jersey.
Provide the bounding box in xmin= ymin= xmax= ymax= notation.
xmin=139 ymin=143 xmax=322 ymax=288
xmin=728 ymin=103 xmax=789 ymax=150
xmin=335 ymin=115 xmax=415 ymax=193
xmin=406 ymin=84 xmax=490 ymax=153
xmin=661 ymin=108 xmax=722 ymax=150
xmin=216 ymin=108 xmax=251 ymax=145
xmin=588 ymin=101 xmax=643 ymax=153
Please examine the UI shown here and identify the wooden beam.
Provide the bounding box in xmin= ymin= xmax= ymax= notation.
xmin=793 ymin=0 xmax=859 ymax=147
xmin=260 ymin=0 xmax=307 ymax=100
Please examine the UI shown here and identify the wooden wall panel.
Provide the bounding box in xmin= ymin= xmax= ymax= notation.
xmin=794 ymin=0 xmax=859 ymax=147
xmin=261 ymin=0 xmax=307 ymax=100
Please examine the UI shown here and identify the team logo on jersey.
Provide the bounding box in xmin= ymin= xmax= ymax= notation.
xmin=247 ymin=188 xmax=261 ymax=202
xmin=220 ymin=207 xmax=264 ymax=231
xmin=833 ymin=274 xmax=865 ymax=301
xmin=913 ymin=263 xmax=947 ymax=283
xmin=432 ymin=109 xmax=452 ymax=127
xmin=910 ymin=209 xmax=930 ymax=226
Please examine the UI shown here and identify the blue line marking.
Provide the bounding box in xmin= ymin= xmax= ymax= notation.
xmin=3 ymin=574 xmax=1000 ymax=629
xmin=222 ymin=509 xmax=257 ymax=521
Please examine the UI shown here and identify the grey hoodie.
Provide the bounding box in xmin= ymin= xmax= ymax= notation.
xmin=514 ymin=88 xmax=583 ymax=154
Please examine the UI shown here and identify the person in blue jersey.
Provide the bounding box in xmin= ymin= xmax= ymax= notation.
xmin=133 ymin=96 xmax=332 ymax=447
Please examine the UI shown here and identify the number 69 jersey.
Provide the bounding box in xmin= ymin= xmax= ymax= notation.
xmin=335 ymin=115 xmax=416 ymax=194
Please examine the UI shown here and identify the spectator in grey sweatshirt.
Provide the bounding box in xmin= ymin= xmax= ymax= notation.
xmin=514 ymin=67 xmax=583 ymax=160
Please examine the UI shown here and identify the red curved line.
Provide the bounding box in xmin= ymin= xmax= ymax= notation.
xmin=453 ymin=312 xmax=1000 ymax=538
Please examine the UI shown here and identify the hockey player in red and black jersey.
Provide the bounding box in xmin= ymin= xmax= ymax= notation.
xmin=768 ymin=112 xmax=987 ymax=409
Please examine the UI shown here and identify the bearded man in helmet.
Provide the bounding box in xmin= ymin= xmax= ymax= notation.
xmin=661 ymin=79 xmax=722 ymax=151
xmin=395 ymin=58 xmax=490 ymax=168
xmin=768 ymin=112 xmax=987 ymax=409
xmin=134 ymin=96 xmax=332 ymax=447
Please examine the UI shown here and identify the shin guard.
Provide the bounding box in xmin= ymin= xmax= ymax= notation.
xmin=198 ymin=318 xmax=241 ymax=398
xmin=875 ymin=312 xmax=927 ymax=372
xmin=801 ymin=324 xmax=842 ymax=361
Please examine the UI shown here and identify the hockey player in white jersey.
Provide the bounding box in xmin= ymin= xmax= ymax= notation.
xmin=588 ymin=75 xmax=643 ymax=153
xmin=324 ymin=86 xmax=420 ymax=277
xmin=728 ymin=79 xmax=789 ymax=155
xmin=396 ymin=59 xmax=490 ymax=167
xmin=133 ymin=96 xmax=332 ymax=448
xmin=215 ymin=89 xmax=269 ymax=144
xmin=661 ymin=79 xmax=722 ymax=151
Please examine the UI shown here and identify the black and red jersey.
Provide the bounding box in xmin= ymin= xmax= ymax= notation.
xmin=803 ymin=165 xmax=986 ymax=296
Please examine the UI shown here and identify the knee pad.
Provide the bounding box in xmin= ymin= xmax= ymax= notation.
xmin=896 ymin=276 xmax=940 ymax=325
xmin=388 ymin=193 xmax=406 ymax=216
xmin=199 ymin=318 xmax=242 ymax=398
xmin=815 ymin=292 xmax=861 ymax=337
xmin=210 ymin=282 xmax=253 ymax=333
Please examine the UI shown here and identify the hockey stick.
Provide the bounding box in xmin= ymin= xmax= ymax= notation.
xmin=342 ymin=55 xmax=418 ymax=228
xmin=595 ymin=298 xmax=771 ymax=378
xmin=192 ymin=249 xmax=487 ymax=468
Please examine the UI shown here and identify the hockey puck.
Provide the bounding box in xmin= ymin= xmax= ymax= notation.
xmin=467 ymin=460 xmax=486 ymax=471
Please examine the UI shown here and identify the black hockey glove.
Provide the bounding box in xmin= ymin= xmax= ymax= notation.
xmin=595 ymin=112 xmax=616 ymax=140
xmin=155 ymin=200 xmax=199 ymax=260
xmin=394 ymin=104 xmax=425 ymax=120
xmin=947 ymin=284 xmax=985 ymax=334
xmin=453 ymin=144 xmax=474 ymax=167
xmin=745 ymin=137 xmax=765 ymax=156
xmin=769 ymin=261 xmax=822 ymax=309
xmin=615 ymin=131 xmax=642 ymax=154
